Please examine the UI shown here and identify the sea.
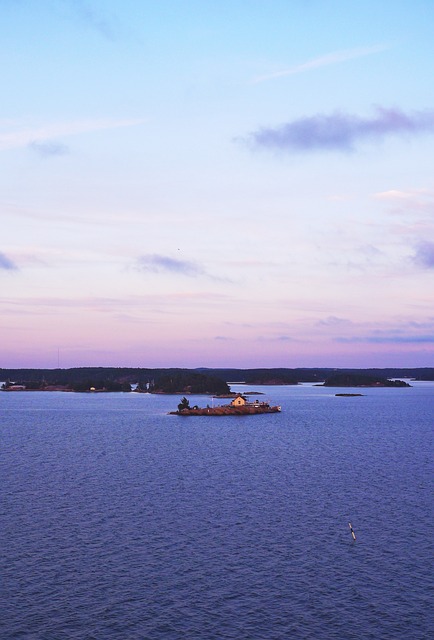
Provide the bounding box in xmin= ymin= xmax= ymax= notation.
xmin=1 ymin=382 xmax=433 ymax=640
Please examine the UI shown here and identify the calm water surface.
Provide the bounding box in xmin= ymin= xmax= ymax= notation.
xmin=1 ymin=383 xmax=433 ymax=639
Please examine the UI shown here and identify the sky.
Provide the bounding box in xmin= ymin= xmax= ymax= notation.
xmin=1 ymin=0 xmax=434 ymax=369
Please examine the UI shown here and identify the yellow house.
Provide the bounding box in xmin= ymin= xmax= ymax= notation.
xmin=230 ymin=394 xmax=247 ymax=407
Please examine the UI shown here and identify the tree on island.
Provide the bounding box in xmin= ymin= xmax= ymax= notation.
xmin=178 ymin=397 xmax=191 ymax=411
xmin=152 ymin=371 xmax=229 ymax=395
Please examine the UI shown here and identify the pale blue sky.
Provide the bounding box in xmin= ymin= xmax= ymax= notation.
xmin=1 ymin=1 xmax=433 ymax=368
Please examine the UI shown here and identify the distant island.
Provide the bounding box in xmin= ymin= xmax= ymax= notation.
xmin=335 ymin=393 xmax=364 ymax=397
xmin=322 ymin=373 xmax=411 ymax=388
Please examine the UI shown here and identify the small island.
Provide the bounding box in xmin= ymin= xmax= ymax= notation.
xmin=322 ymin=373 xmax=411 ymax=388
xmin=335 ymin=393 xmax=364 ymax=397
xmin=169 ymin=394 xmax=282 ymax=416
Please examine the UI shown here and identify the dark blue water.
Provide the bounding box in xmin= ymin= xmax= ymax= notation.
xmin=1 ymin=383 xmax=433 ymax=639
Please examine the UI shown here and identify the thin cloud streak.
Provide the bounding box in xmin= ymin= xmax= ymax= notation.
xmin=0 ymin=118 xmax=145 ymax=151
xmin=247 ymin=107 xmax=434 ymax=153
xmin=0 ymin=252 xmax=17 ymax=270
xmin=317 ymin=316 xmax=352 ymax=327
xmin=336 ymin=335 xmax=434 ymax=344
xmin=374 ymin=189 xmax=428 ymax=200
xmin=67 ymin=0 xmax=118 ymax=40
xmin=137 ymin=254 xmax=205 ymax=277
xmin=413 ymin=241 xmax=434 ymax=268
xmin=29 ymin=140 xmax=70 ymax=157
xmin=1 ymin=292 xmax=231 ymax=316
xmin=253 ymin=44 xmax=388 ymax=83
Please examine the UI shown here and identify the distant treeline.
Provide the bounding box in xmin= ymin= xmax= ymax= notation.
xmin=1 ymin=366 xmax=433 ymax=390
xmin=196 ymin=367 xmax=434 ymax=382
xmin=0 ymin=368 xmax=230 ymax=395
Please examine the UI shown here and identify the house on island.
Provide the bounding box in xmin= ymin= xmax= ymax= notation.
xmin=230 ymin=394 xmax=276 ymax=410
xmin=230 ymin=394 xmax=248 ymax=407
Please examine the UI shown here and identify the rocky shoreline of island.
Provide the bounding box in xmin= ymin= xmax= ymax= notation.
xmin=169 ymin=394 xmax=281 ymax=416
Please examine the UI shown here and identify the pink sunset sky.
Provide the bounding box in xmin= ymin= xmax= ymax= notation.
xmin=1 ymin=1 xmax=433 ymax=369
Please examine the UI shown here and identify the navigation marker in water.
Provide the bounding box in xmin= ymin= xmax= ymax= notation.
xmin=349 ymin=522 xmax=356 ymax=541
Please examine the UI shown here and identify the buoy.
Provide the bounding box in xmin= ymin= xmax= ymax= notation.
xmin=348 ymin=522 xmax=356 ymax=541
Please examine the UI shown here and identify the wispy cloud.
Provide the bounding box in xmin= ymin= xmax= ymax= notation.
xmin=29 ymin=140 xmax=70 ymax=158
xmin=1 ymin=292 xmax=231 ymax=317
xmin=257 ymin=335 xmax=296 ymax=342
xmin=373 ymin=189 xmax=434 ymax=224
xmin=68 ymin=0 xmax=117 ymax=40
xmin=333 ymin=319 xmax=434 ymax=344
xmin=336 ymin=334 xmax=434 ymax=344
xmin=413 ymin=241 xmax=434 ymax=268
xmin=245 ymin=107 xmax=434 ymax=153
xmin=317 ymin=316 xmax=352 ymax=327
xmin=253 ymin=44 xmax=388 ymax=84
xmin=0 ymin=117 xmax=145 ymax=151
xmin=374 ymin=189 xmax=427 ymax=200
xmin=0 ymin=252 xmax=17 ymax=271
xmin=137 ymin=254 xmax=205 ymax=277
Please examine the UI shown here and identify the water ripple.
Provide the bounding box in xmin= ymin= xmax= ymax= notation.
xmin=1 ymin=385 xmax=433 ymax=639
